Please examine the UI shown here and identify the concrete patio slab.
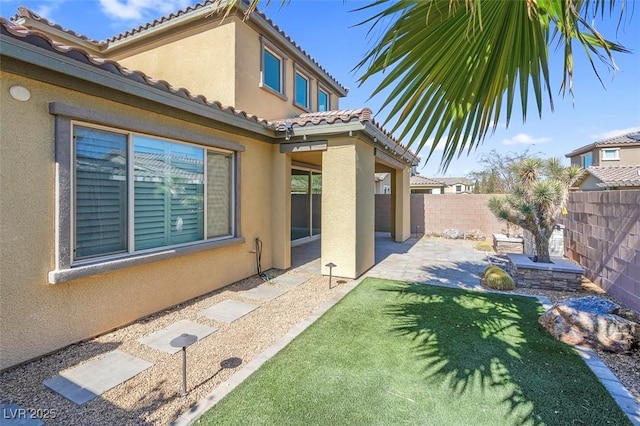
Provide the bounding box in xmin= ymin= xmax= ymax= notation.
xmin=0 ymin=403 xmax=44 ymax=425
xmin=138 ymin=320 xmax=216 ymax=354
xmin=42 ymin=350 xmax=152 ymax=405
xmin=270 ymin=275 xmax=309 ymax=287
xmin=240 ymin=285 xmax=287 ymax=302
xmin=198 ymin=300 xmax=259 ymax=323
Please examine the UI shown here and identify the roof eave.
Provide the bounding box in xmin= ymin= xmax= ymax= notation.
xmin=1 ymin=34 xmax=274 ymax=138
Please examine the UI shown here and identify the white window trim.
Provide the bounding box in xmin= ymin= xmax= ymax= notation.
xmin=259 ymin=36 xmax=288 ymax=100
xmin=601 ymin=148 xmax=620 ymax=161
xmin=293 ymin=63 xmax=312 ymax=112
xmin=49 ymin=102 xmax=244 ymax=284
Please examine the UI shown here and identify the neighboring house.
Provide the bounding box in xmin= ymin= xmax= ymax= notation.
xmin=566 ymin=131 xmax=640 ymax=168
xmin=410 ymin=175 xmax=446 ymax=194
xmin=0 ymin=2 xmax=417 ymax=370
xmin=409 ymin=175 xmax=473 ymax=194
xmin=572 ymin=165 xmax=640 ymax=191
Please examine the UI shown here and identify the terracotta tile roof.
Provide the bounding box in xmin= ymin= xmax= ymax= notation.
xmin=270 ymin=109 xmax=417 ymax=163
xmin=436 ymin=177 xmax=474 ymax=186
xmin=101 ymin=1 xmax=348 ymax=94
xmin=12 ymin=6 xmax=107 ymax=45
xmin=410 ymin=175 xmax=444 ymax=186
xmin=0 ymin=18 xmax=270 ymax=129
xmin=578 ymin=165 xmax=640 ymax=188
xmin=566 ymin=131 xmax=640 ymax=157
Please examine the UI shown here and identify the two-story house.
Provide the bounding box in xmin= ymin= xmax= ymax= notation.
xmin=566 ymin=131 xmax=640 ymax=190
xmin=0 ymin=2 xmax=417 ymax=370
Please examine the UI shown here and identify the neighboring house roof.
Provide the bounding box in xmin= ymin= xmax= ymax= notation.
xmin=434 ymin=177 xmax=474 ymax=186
xmin=574 ymin=165 xmax=640 ymax=189
xmin=410 ymin=175 xmax=444 ymax=186
xmin=11 ymin=1 xmax=348 ymax=96
xmin=565 ymin=131 xmax=640 ymax=157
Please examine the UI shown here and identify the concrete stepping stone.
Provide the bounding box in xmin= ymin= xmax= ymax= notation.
xmin=199 ymin=300 xmax=259 ymax=323
xmin=0 ymin=403 xmax=44 ymax=425
xmin=241 ymin=284 xmax=287 ymax=302
xmin=271 ymin=275 xmax=309 ymax=287
xmin=138 ymin=320 xmax=216 ymax=354
xmin=42 ymin=350 xmax=152 ymax=405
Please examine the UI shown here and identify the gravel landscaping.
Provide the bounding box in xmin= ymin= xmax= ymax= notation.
xmin=0 ymin=270 xmax=352 ymax=425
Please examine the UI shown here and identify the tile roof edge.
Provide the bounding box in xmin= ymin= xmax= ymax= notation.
xmin=0 ymin=18 xmax=272 ymax=131
xmin=12 ymin=6 xmax=107 ymax=45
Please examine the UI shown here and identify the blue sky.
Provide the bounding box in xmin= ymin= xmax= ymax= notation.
xmin=2 ymin=0 xmax=639 ymax=177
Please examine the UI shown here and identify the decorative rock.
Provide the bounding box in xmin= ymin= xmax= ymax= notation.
xmin=442 ymin=229 xmax=464 ymax=239
xmin=465 ymin=229 xmax=486 ymax=241
xmin=539 ymin=296 xmax=640 ymax=353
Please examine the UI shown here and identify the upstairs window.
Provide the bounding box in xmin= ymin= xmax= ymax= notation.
xmin=73 ymin=124 xmax=234 ymax=263
xmin=581 ymin=152 xmax=593 ymax=168
xmin=294 ymin=72 xmax=309 ymax=109
xmin=263 ymin=48 xmax=283 ymax=93
xmin=601 ymin=148 xmax=619 ymax=161
xmin=318 ymin=89 xmax=329 ymax=112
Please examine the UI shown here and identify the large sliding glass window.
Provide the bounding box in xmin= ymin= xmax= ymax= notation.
xmin=291 ymin=169 xmax=321 ymax=241
xmin=73 ymin=124 xmax=234 ymax=263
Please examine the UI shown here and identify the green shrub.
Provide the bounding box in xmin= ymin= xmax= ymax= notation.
xmin=482 ymin=266 xmax=515 ymax=290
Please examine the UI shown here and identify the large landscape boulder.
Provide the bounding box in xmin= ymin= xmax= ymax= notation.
xmin=539 ymin=296 xmax=640 ymax=353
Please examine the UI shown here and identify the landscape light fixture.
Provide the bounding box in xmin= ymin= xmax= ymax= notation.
xmin=170 ymin=333 xmax=198 ymax=397
xmin=325 ymin=262 xmax=337 ymax=289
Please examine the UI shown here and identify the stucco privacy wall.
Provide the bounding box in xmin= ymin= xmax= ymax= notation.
xmin=0 ymin=72 xmax=276 ymax=370
xmin=559 ymin=190 xmax=640 ymax=312
xmin=375 ymin=194 xmax=508 ymax=237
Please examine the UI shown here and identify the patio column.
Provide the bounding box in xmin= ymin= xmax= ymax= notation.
xmin=393 ymin=167 xmax=411 ymax=242
xmin=271 ymin=147 xmax=291 ymax=269
xmin=321 ymin=138 xmax=375 ymax=278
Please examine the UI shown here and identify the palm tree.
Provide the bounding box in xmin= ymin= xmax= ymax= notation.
xmin=488 ymin=158 xmax=581 ymax=263
xmin=228 ymin=0 xmax=629 ymax=169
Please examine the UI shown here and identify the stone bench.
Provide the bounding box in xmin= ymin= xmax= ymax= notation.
xmin=506 ymin=253 xmax=584 ymax=291
xmin=492 ymin=233 xmax=524 ymax=254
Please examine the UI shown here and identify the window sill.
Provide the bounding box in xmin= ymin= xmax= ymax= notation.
xmin=48 ymin=237 xmax=245 ymax=284
xmin=259 ymin=84 xmax=288 ymax=101
xmin=293 ymin=102 xmax=311 ymax=113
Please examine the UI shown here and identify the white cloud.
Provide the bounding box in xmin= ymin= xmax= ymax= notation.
xmin=502 ymin=133 xmax=551 ymax=146
xmin=424 ymin=137 xmax=445 ymax=151
xmin=99 ymin=0 xmax=191 ymax=21
xmin=589 ymin=126 xmax=640 ymax=140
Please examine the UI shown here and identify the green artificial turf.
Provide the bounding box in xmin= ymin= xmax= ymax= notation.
xmin=199 ymin=278 xmax=631 ymax=425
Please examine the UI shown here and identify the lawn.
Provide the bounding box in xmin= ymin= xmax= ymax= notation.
xmin=199 ymin=278 xmax=631 ymax=425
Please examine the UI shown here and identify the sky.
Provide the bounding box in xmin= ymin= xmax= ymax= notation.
xmin=2 ymin=0 xmax=639 ymax=177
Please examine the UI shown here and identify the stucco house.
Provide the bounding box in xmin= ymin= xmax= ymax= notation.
xmin=566 ymin=131 xmax=640 ymax=168
xmin=0 ymin=2 xmax=417 ymax=370
xmin=571 ymin=165 xmax=640 ymax=191
xmin=409 ymin=175 xmax=473 ymax=194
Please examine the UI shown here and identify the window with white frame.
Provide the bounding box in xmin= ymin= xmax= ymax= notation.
xmin=581 ymin=152 xmax=593 ymax=168
xmin=262 ymin=47 xmax=283 ymax=94
xmin=73 ymin=124 xmax=234 ymax=263
xmin=601 ymin=148 xmax=619 ymax=161
xmin=455 ymin=184 xmax=462 ymax=193
xmin=318 ymin=88 xmax=329 ymax=112
xmin=294 ymin=71 xmax=309 ymax=109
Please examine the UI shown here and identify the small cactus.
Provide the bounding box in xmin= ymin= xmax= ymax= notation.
xmin=482 ymin=265 xmax=515 ymax=290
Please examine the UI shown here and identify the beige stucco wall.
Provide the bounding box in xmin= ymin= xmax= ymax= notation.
xmin=112 ymin=15 xmax=341 ymax=121
xmin=321 ymin=138 xmax=374 ymax=278
xmin=113 ymin=19 xmax=238 ymax=108
xmin=0 ymin=71 xmax=277 ymax=370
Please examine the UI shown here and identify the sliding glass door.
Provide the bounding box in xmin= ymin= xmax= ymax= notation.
xmin=291 ymin=169 xmax=321 ymax=241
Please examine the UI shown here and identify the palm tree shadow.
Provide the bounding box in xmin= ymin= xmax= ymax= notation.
xmin=380 ymin=282 xmax=569 ymax=425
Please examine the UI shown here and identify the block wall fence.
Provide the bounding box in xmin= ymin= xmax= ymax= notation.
xmin=375 ymin=191 xmax=640 ymax=312
xmin=558 ymin=190 xmax=640 ymax=313
xmin=375 ymin=194 xmax=508 ymax=237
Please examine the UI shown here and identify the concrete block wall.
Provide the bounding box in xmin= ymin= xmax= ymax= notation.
xmin=375 ymin=194 xmax=509 ymax=237
xmin=559 ymin=190 xmax=640 ymax=313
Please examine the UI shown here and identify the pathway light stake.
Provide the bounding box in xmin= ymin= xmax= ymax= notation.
xmin=170 ymin=333 xmax=198 ymax=397
xmin=325 ymin=262 xmax=336 ymax=289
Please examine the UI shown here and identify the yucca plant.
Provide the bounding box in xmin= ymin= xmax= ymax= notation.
xmin=488 ymin=158 xmax=581 ymax=263
xmin=482 ymin=265 xmax=515 ymax=291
